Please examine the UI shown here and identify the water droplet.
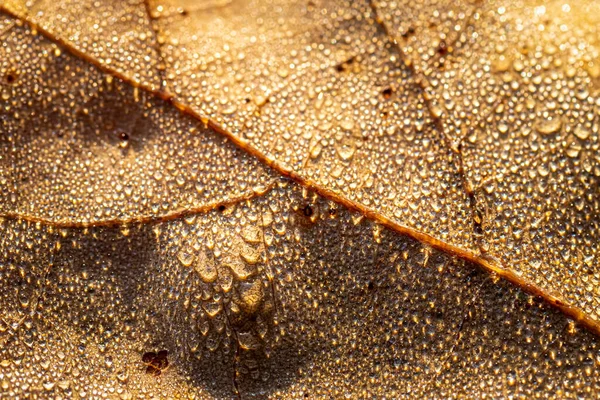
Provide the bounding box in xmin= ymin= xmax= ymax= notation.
xmin=203 ymin=301 xmax=222 ymax=317
xmin=498 ymin=122 xmax=509 ymax=134
xmin=238 ymin=330 xmax=261 ymax=350
xmin=195 ymin=251 xmax=218 ymax=283
xmin=335 ymin=142 xmax=356 ymax=161
xmin=177 ymin=250 xmax=195 ymax=267
xmin=239 ymin=280 xmax=264 ymax=314
xmin=340 ymin=120 xmax=354 ymax=131
xmin=491 ymin=56 xmax=511 ymax=73
xmin=565 ymin=143 xmax=581 ymax=158
xmin=277 ymin=67 xmax=289 ymax=78
xmin=430 ymin=104 xmax=443 ymax=118
xmin=224 ymin=255 xmax=254 ymax=280
xmin=573 ymin=125 xmax=590 ymax=140
xmin=507 ymin=372 xmax=516 ymax=386
xmin=535 ymin=117 xmax=562 ymax=135
xmin=310 ymin=143 xmax=323 ymax=159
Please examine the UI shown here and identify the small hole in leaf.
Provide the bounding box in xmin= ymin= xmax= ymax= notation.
xmin=218 ymin=205 xmax=226 ymax=212
xmin=382 ymin=87 xmax=393 ymax=99
xmin=119 ymin=132 xmax=129 ymax=141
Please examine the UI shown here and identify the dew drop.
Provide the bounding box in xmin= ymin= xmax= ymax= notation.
xmin=195 ymin=252 xmax=218 ymax=283
xmin=335 ymin=143 xmax=356 ymax=161
xmin=573 ymin=125 xmax=590 ymax=140
xmin=535 ymin=117 xmax=562 ymax=135
xmin=177 ymin=250 xmax=195 ymax=267
xmin=340 ymin=120 xmax=354 ymax=131
xmin=309 ymin=143 xmax=323 ymax=159
xmin=565 ymin=143 xmax=581 ymax=158
xmin=239 ymin=280 xmax=264 ymax=314
xmin=498 ymin=122 xmax=509 ymax=135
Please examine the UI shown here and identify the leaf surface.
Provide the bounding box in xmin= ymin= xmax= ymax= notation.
xmin=375 ymin=0 xmax=600 ymax=320
xmin=1 ymin=0 xmax=600 ymax=398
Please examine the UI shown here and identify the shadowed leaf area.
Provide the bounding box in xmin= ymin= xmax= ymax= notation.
xmin=0 ymin=0 xmax=599 ymax=398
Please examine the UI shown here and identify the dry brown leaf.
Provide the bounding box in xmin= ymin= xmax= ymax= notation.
xmin=0 ymin=0 xmax=599 ymax=398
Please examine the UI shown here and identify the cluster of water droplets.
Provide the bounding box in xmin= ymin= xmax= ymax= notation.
xmin=1 ymin=0 xmax=600 ymax=397
xmin=1 ymin=179 xmax=600 ymax=397
xmin=381 ymin=0 xmax=600 ymax=320
xmin=145 ymin=0 xmax=476 ymax=249
xmin=0 ymin=19 xmax=275 ymax=224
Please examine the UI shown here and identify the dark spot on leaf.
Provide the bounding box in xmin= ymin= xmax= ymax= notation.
xmin=303 ymin=204 xmax=313 ymax=217
xmin=118 ymin=132 xmax=129 ymax=141
xmin=465 ymin=270 xmax=478 ymax=283
xmin=437 ymin=41 xmax=448 ymax=56
xmin=156 ymin=350 xmax=169 ymax=367
xmin=335 ymin=56 xmax=356 ymax=72
xmin=367 ymin=281 xmax=374 ymax=291
xmin=401 ymin=27 xmax=416 ymax=38
xmin=218 ymin=205 xmax=227 ymax=212
xmin=142 ymin=352 xmax=156 ymax=364
xmin=142 ymin=350 xmax=169 ymax=376
xmin=382 ymin=87 xmax=394 ymax=99
xmin=295 ymin=202 xmax=319 ymax=228
xmin=4 ymin=72 xmax=16 ymax=84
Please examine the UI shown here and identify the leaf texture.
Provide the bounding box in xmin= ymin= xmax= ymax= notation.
xmin=2 ymin=181 xmax=600 ymax=398
xmin=0 ymin=0 xmax=600 ymax=398
xmin=0 ymin=18 xmax=275 ymax=222
xmin=375 ymin=0 xmax=600 ymax=320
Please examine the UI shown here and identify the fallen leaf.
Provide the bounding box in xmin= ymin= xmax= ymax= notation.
xmin=0 ymin=0 xmax=599 ymax=398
